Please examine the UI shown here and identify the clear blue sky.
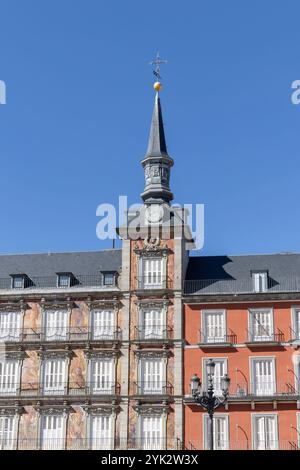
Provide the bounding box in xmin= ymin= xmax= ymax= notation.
xmin=0 ymin=0 xmax=300 ymax=256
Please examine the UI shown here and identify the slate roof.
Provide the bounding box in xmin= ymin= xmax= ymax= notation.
xmin=0 ymin=250 xmax=122 ymax=279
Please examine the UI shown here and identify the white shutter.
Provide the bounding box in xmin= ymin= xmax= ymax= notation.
xmin=143 ymin=309 xmax=163 ymax=339
xmin=0 ymin=312 xmax=21 ymax=341
xmin=91 ymin=415 xmax=111 ymax=450
xmin=43 ymin=358 xmax=66 ymax=395
xmin=141 ymin=415 xmax=163 ymax=450
xmin=205 ymin=312 xmax=225 ymax=342
xmin=141 ymin=359 xmax=163 ymax=394
xmin=295 ymin=309 xmax=300 ymax=339
xmin=142 ymin=258 xmax=163 ymax=288
xmin=205 ymin=415 xmax=228 ymax=450
xmin=45 ymin=310 xmax=68 ymax=341
xmin=0 ymin=416 xmax=15 ymax=450
xmin=91 ymin=358 xmax=113 ymax=394
xmin=253 ymin=360 xmax=274 ymax=396
xmin=208 ymin=360 xmax=226 ymax=396
xmin=254 ymin=416 xmax=277 ymax=450
xmin=252 ymin=310 xmax=272 ymax=341
xmin=0 ymin=360 xmax=19 ymax=395
xmin=92 ymin=310 xmax=114 ymax=340
xmin=41 ymin=415 xmax=64 ymax=450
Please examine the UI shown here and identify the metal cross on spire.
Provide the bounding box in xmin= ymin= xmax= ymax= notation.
xmin=150 ymin=52 xmax=167 ymax=81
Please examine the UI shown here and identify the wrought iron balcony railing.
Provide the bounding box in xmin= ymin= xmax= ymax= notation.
xmin=134 ymin=325 xmax=173 ymax=341
xmin=0 ymin=381 xmax=121 ymax=398
xmin=183 ymin=440 xmax=299 ymax=451
xmin=0 ymin=274 xmax=118 ymax=291
xmin=184 ymin=277 xmax=300 ymax=295
xmin=133 ymin=381 xmax=173 ymax=396
xmin=246 ymin=329 xmax=284 ymax=344
xmin=0 ymin=326 xmax=122 ymax=343
xmin=289 ymin=326 xmax=300 ymax=342
xmin=135 ymin=276 xmax=173 ymax=290
xmin=198 ymin=328 xmax=237 ymax=345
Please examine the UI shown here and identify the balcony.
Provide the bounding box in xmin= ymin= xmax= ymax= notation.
xmin=135 ymin=276 xmax=173 ymax=291
xmin=198 ymin=329 xmax=236 ymax=347
xmin=183 ymin=440 xmax=299 ymax=451
xmin=227 ymin=381 xmax=299 ymax=400
xmin=133 ymin=381 xmax=173 ymax=397
xmin=134 ymin=325 xmax=173 ymax=343
xmin=0 ymin=381 xmax=121 ymax=399
xmin=289 ymin=327 xmax=300 ymax=344
xmin=0 ymin=326 xmax=122 ymax=344
xmin=245 ymin=329 xmax=284 ymax=346
xmin=184 ymin=277 xmax=300 ymax=296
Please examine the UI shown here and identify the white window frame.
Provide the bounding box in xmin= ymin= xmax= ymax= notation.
xmin=39 ymin=412 xmax=67 ymax=450
xmin=139 ymin=256 xmax=166 ymax=289
xmin=138 ymin=355 xmax=167 ymax=395
xmin=252 ymin=272 xmax=268 ymax=293
xmin=86 ymin=412 xmax=114 ymax=450
xmin=250 ymin=356 xmax=276 ymax=396
xmin=0 ymin=358 xmax=22 ymax=396
xmin=291 ymin=306 xmax=300 ymax=341
xmin=0 ymin=310 xmax=22 ymax=342
xmin=138 ymin=413 xmax=166 ymax=450
xmin=294 ymin=355 xmax=300 ymax=393
xmin=56 ymin=274 xmax=71 ymax=288
xmin=41 ymin=356 xmax=68 ymax=396
xmin=251 ymin=413 xmax=278 ymax=450
xmin=297 ymin=413 xmax=300 ymax=448
xmin=202 ymin=357 xmax=228 ymax=396
xmin=203 ymin=413 xmax=229 ymax=450
xmin=43 ymin=308 xmax=70 ymax=342
xmin=248 ymin=308 xmax=274 ymax=342
xmin=201 ymin=309 xmax=227 ymax=343
xmin=0 ymin=413 xmax=20 ymax=450
xmin=87 ymin=355 xmax=116 ymax=395
xmin=139 ymin=304 xmax=166 ymax=340
xmin=90 ymin=308 xmax=116 ymax=340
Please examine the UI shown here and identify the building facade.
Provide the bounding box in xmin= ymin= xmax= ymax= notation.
xmin=0 ymin=87 xmax=299 ymax=450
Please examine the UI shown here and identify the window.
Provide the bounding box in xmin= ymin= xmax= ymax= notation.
xmin=204 ymin=414 xmax=229 ymax=450
xmin=251 ymin=358 xmax=275 ymax=396
xmin=142 ymin=308 xmax=164 ymax=340
xmin=249 ymin=309 xmax=273 ymax=342
xmin=90 ymin=357 xmax=114 ymax=395
xmin=0 ymin=416 xmax=15 ymax=450
xmin=0 ymin=359 xmax=20 ymax=396
xmin=102 ymin=272 xmax=115 ymax=287
xmin=297 ymin=413 xmax=300 ymax=448
xmin=292 ymin=307 xmax=300 ymax=340
xmin=202 ymin=310 xmax=226 ymax=343
xmin=141 ymin=257 xmax=164 ymax=289
xmin=252 ymin=415 xmax=278 ymax=450
xmin=91 ymin=309 xmax=115 ymax=340
xmin=140 ymin=358 xmax=163 ymax=394
xmin=42 ymin=358 xmax=66 ymax=395
xmin=294 ymin=356 xmax=300 ymax=393
xmin=0 ymin=311 xmax=21 ymax=342
xmin=44 ymin=309 xmax=69 ymax=341
xmin=90 ymin=415 xmax=112 ymax=450
xmin=140 ymin=415 xmax=163 ymax=450
xmin=40 ymin=414 xmax=65 ymax=450
xmin=57 ymin=274 xmax=71 ymax=288
xmin=252 ymin=272 xmax=268 ymax=293
xmin=203 ymin=358 xmax=227 ymax=396
xmin=11 ymin=275 xmax=24 ymax=289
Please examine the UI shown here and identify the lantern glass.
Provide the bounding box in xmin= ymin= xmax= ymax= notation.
xmin=190 ymin=373 xmax=201 ymax=393
xmin=222 ymin=374 xmax=230 ymax=393
xmin=207 ymin=359 xmax=216 ymax=377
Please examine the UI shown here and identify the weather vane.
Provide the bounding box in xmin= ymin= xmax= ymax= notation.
xmin=149 ymin=52 xmax=167 ymax=92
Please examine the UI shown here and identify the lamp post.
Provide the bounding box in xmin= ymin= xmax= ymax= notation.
xmin=190 ymin=359 xmax=230 ymax=450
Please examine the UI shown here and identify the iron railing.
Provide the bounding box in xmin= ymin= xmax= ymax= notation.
xmin=134 ymin=325 xmax=173 ymax=341
xmin=133 ymin=381 xmax=173 ymax=396
xmin=183 ymin=440 xmax=299 ymax=451
xmin=198 ymin=328 xmax=237 ymax=345
xmin=135 ymin=276 xmax=173 ymax=290
xmin=0 ymin=326 xmax=122 ymax=343
xmin=0 ymin=274 xmax=118 ymax=291
xmin=289 ymin=326 xmax=300 ymax=342
xmin=184 ymin=277 xmax=300 ymax=295
xmin=246 ymin=329 xmax=284 ymax=343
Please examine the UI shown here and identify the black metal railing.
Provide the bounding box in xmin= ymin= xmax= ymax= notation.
xmin=135 ymin=276 xmax=173 ymax=290
xmin=289 ymin=326 xmax=300 ymax=342
xmin=0 ymin=326 xmax=122 ymax=343
xmin=246 ymin=329 xmax=284 ymax=343
xmin=198 ymin=328 xmax=236 ymax=345
xmin=0 ymin=274 xmax=118 ymax=291
xmin=133 ymin=381 xmax=173 ymax=396
xmin=134 ymin=325 xmax=173 ymax=341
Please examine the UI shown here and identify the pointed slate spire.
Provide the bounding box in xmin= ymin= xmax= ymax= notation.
xmin=141 ymin=92 xmax=174 ymax=204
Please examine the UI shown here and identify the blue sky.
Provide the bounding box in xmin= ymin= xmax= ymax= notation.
xmin=0 ymin=1 xmax=300 ymax=256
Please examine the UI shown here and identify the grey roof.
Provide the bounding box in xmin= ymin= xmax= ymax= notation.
xmin=0 ymin=249 xmax=122 ymax=279
xmin=145 ymin=93 xmax=170 ymax=159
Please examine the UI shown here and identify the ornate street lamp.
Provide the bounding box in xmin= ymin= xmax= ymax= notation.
xmin=190 ymin=359 xmax=230 ymax=450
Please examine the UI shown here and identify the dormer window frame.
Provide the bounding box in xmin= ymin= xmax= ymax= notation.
xmin=10 ymin=274 xmax=27 ymax=290
xmin=251 ymin=270 xmax=269 ymax=293
xmin=56 ymin=272 xmax=74 ymax=289
xmin=101 ymin=271 xmax=117 ymax=287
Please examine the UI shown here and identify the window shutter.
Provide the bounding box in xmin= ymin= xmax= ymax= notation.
xmin=43 ymin=358 xmax=66 ymax=395
xmin=0 ymin=360 xmax=19 ymax=395
xmin=205 ymin=416 xmax=228 ymax=450
xmin=295 ymin=309 xmax=300 ymax=338
xmin=254 ymin=360 xmax=274 ymax=396
xmin=142 ymin=258 xmax=163 ymax=288
xmin=254 ymin=416 xmax=276 ymax=450
xmin=0 ymin=312 xmax=21 ymax=341
xmin=141 ymin=415 xmax=163 ymax=450
xmin=205 ymin=312 xmax=225 ymax=342
xmin=252 ymin=310 xmax=272 ymax=340
xmin=41 ymin=415 xmax=64 ymax=450
xmin=0 ymin=416 xmax=15 ymax=449
xmin=91 ymin=415 xmax=111 ymax=449
xmin=143 ymin=309 xmax=163 ymax=339
xmin=142 ymin=359 xmax=163 ymax=394
xmin=92 ymin=310 xmax=114 ymax=340
xmin=45 ymin=310 xmax=68 ymax=341
xmin=210 ymin=360 xmax=226 ymax=396
xmin=91 ymin=358 xmax=113 ymax=394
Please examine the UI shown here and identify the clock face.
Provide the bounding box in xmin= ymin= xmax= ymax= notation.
xmin=145 ymin=205 xmax=163 ymax=224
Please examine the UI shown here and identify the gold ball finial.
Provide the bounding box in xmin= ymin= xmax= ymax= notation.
xmin=153 ymin=81 xmax=162 ymax=92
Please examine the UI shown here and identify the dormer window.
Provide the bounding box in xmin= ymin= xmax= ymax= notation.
xmin=252 ymin=271 xmax=268 ymax=293
xmin=102 ymin=272 xmax=116 ymax=287
xmin=57 ymin=273 xmax=72 ymax=288
xmin=11 ymin=274 xmax=25 ymax=289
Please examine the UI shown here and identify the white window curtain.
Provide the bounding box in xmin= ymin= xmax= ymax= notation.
xmin=0 ymin=312 xmax=21 ymax=342
xmin=40 ymin=414 xmax=64 ymax=450
xmin=252 ymin=359 xmax=275 ymax=396
xmin=203 ymin=311 xmax=225 ymax=343
xmin=140 ymin=415 xmax=163 ymax=450
xmin=205 ymin=359 xmax=226 ymax=396
xmin=253 ymin=416 xmax=277 ymax=450
xmin=0 ymin=416 xmax=15 ymax=450
xmin=92 ymin=310 xmax=114 ymax=340
xmin=140 ymin=358 xmax=163 ymax=394
xmin=143 ymin=308 xmax=163 ymax=339
xmin=0 ymin=360 xmax=20 ymax=395
xmin=90 ymin=358 xmax=113 ymax=394
xmin=250 ymin=310 xmax=273 ymax=341
xmin=90 ymin=415 xmax=112 ymax=450
xmin=44 ymin=310 xmax=68 ymax=341
xmin=142 ymin=258 xmax=163 ymax=288
xmin=43 ymin=358 xmax=66 ymax=395
xmin=204 ymin=415 xmax=229 ymax=450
